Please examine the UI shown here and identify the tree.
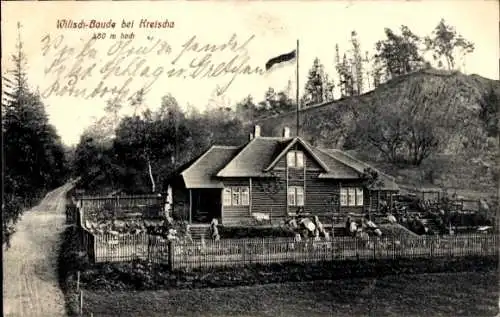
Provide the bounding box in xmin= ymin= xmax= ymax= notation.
xmin=350 ymin=31 xmax=364 ymax=95
xmin=323 ymin=73 xmax=335 ymax=102
xmin=304 ymin=58 xmax=334 ymax=106
xmin=354 ymin=89 xmax=441 ymax=166
xmin=262 ymin=87 xmax=277 ymax=111
xmin=425 ymin=19 xmax=475 ymax=70
xmin=335 ymin=47 xmax=354 ymax=98
xmin=479 ymin=87 xmax=500 ymax=137
xmin=375 ymin=25 xmax=425 ymax=79
xmin=405 ymin=115 xmax=439 ymax=165
xmin=342 ymin=54 xmax=354 ymax=96
xmin=2 ymin=22 xmax=68 ymax=242
xmin=355 ymin=102 xmax=406 ymax=163
xmin=235 ymin=95 xmax=258 ymax=121
xmin=335 ymin=44 xmax=344 ymax=97
xmin=371 ymin=65 xmax=383 ymax=89
xmin=73 ymin=134 xmax=118 ymax=191
xmin=363 ymin=51 xmax=372 ymax=91
xmin=256 ymin=87 xmax=294 ymax=116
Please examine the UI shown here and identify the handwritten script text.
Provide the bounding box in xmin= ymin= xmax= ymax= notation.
xmin=41 ymin=33 xmax=264 ymax=102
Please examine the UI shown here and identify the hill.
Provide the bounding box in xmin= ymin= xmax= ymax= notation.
xmin=252 ymin=69 xmax=500 ymax=198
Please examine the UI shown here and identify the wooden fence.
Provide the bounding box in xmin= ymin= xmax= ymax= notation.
xmin=66 ymin=203 xmax=97 ymax=259
xmin=77 ymin=194 xmax=164 ymax=210
xmin=88 ymin=232 xmax=498 ymax=270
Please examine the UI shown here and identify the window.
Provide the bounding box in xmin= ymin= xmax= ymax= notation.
xmin=223 ymin=186 xmax=250 ymax=206
xmin=296 ymin=152 xmax=304 ymax=168
xmin=288 ymin=187 xmax=296 ymax=206
xmin=356 ymin=189 xmax=364 ymax=206
xmin=340 ymin=189 xmax=348 ymax=206
xmin=232 ymin=187 xmax=241 ymax=206
xmin=296 ymin=186 xmax=304 ymax=206
xmin=241 ymin=187 xmax=249 ymax=205
xmin=288 ymin=186 xmax=305 ymax=206
xmin=340 ymin=187 xmax=364 ymax=207
xmin=286 ymin=151 xmax=304 ymax=168
xmin=287 ymin=152 xmax=295 ymax=167
xmin=348 ymin=189 xmax=356 ymax=206
xmin=223 ymin=188 xmax=232 ymax=206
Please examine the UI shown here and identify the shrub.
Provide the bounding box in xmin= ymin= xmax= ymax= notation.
xmin=218 ymin=226 xmax=296 ymax=239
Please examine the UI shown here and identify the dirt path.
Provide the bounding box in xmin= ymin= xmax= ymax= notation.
xmin=3 ymin=183 xmax=74 ymax=317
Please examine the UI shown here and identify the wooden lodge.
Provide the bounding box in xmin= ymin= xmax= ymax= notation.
xmin=166 ymin=126 xmax=399 ymax=226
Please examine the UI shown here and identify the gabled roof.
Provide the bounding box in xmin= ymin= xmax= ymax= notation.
xmin=216 ymin=137 xmax=294 ymax=177
xmin=264 ymin=137 xmax=330 ymax=172
xmin=316 ymin=148 xmax=399 ymax=191
xmin=310 ymin=148 xmax=360 ymax=179
xmin=176 ymin=136 xmax=398 ymax=191
xmin=181 ymin=145 xmax=241 ymax=188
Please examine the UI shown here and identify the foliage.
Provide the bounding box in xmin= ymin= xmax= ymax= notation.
xmin=2 ymin=23 xmax=69 ymax=243
xmin=350 ymin=31 xmax=364 ymax=95
xmin=303 ymin=58 xmax=334 ymax=106
xmin=375 ymin=25 xmax=425 ymax=79
xmin=425 ymin=19 xmax=475 ymax=70
xmin=479 ymin=87 xmax=499 ymax=137
xmin=235 ymin=85 xmax=295 ymax=122
xmin=72 ymin=21 xmax=496 ymax=198
xmin=361 ymin=168 xmax=383 ymax=190
xmin=73 ymin=93 xmax=248 ymax=194
xmin=218 ymin=226 xmax=296 ymax=239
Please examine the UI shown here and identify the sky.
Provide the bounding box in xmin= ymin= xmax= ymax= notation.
xmin=2 ymin=0 xmax=499 ymax=146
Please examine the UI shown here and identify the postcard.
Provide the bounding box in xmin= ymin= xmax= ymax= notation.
xmin=2 ymin=1 xmax=499 ymax=316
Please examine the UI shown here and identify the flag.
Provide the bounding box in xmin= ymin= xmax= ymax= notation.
xmin=265 ymin=50 xmax=297 ymax=71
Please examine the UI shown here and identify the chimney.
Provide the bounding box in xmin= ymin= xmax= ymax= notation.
xmin=283 ymin=126 xmax=290 ymax=138
xmin=254 ymin=125 xmax=261 ymax=138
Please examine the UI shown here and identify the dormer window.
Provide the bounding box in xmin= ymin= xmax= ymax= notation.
xmin=286 ymin=150 xmax=304 ymax=168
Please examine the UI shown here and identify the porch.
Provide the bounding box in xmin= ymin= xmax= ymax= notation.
xmin=187 ymin=188 xmax=222 ymax=224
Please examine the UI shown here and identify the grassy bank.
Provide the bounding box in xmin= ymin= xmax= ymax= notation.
xmin=77 ymin=255 xmax=497 ymax=291
xmin=81 ymin=271 xmax=499 ymax=317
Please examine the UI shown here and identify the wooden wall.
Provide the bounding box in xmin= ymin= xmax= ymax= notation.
xmin=221 ymin=178 xmax=252 ymax=225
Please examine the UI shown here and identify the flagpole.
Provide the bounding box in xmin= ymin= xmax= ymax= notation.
xmin=296 ymin=39 xmax=300 ymax=137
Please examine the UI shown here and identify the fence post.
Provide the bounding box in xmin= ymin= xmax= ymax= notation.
xmin=430 ymin=236 xmax=434 ymax=257
xmin=91 ymin=233 xmax=96 ymax=264
xmin=77 ymin=271 xmax=80 ymax=292
xmin=168 ymin=240 xmax=174 ymax=270
xmin=242 ymin=241 xmax=246 ymax=263
xmin=79 ymin=290 xmax=83 ymax=315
